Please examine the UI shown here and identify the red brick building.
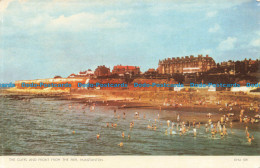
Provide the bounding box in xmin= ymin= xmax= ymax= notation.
xmin=112 ymin=65 xmax=141 ymax=76
xmin=94 ymin=65 xmax=111 ymax=77
xmin=158 ymin=55 xmax=216 ymax=74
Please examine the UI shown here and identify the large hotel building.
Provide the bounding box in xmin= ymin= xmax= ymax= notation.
xmin=158 ymin=54 xmax=216 ymax=74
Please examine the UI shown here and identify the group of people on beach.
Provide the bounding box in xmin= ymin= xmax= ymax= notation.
xmin=68 ymin=96 xmax=259 ymax=147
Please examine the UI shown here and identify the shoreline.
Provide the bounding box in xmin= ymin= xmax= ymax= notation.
xmin=1 ymin=89 xmax=259 ymax=130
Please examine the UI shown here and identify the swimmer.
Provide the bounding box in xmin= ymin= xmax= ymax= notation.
xmin=111 ymin=123 xmax=114 ymax=127
xmin=248 ymin=138 xmax=252 ymax=143
xmin=117 ymin=115 xmax=120 ymax=119
xmin=165 ymin=129 xmax=168 ymax=135
xmin=170 ymin=129 xmax=173 ymax=135
xmin=122 ymin=132 xmax=125 ymax=138
xmin=130 ymin=123 xmax=133 ymax=128
xmin=220 ymin=132 xmax=224 ymax=138
xmin=153 ymin=126 xmax=157 ymax=131
xmin=114 ymin=123 xmax=117 ymax=128
xmin=143 ymin=114 xmax=146 ymax=119
xmin=177 ymin=114 xmax=180 ymax=122
xmin=97 ymin=133 xmax=100 ymax=140
xmin=246 ymin=132 xmax=250 ymax=138
xmin=123 ymin=112 xmax=126 ymax=119
xmin=107 ymin=123 xmax=109 ymax=128
xmin=251 ymin=135 xmax=254 ymax=140
xmin=128 ymin=134 xmax=131 ymax=140
xmin=72 ymin=131 xmax=75 ymax=134
xmin=198 ymin=122 xmax=201 ymax=128
xmin=211 ymin=131 xmax=215 ymax=138
xmin=118 ymin=142 xmax=123 ymax=147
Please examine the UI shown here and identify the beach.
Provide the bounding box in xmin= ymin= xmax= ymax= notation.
xmin=2 ymin=89 xmax=260 ymax=129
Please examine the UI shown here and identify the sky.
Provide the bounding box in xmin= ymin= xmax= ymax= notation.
xmin=0 ymin=0 xmax=260 ymax=82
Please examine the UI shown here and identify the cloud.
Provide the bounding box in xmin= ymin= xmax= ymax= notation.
xmin=250 ymin=38 xmax=260 ymax=47
xmin=47 ymin=12 xmax=128 ymax=31
xmin=208 ymin=24 xmax=220 ymax=33
xmin=218 ymin=37 xmax=237 ymax=51
xmin=206 ymin=11 xmax=217 ymax=18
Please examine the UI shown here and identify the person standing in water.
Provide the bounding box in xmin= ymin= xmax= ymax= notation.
xmin=171 ymin=121 xmax=174 ymax=129
xmin=193 ymin=128 xmax=197 ymax=137
xmin=245 ymin=126 xmax=248 ymax=134
xmin=205 ymin=124 xmax=208 ymax=132
xmin=167 ymin=120 xmax=170 ymax=127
